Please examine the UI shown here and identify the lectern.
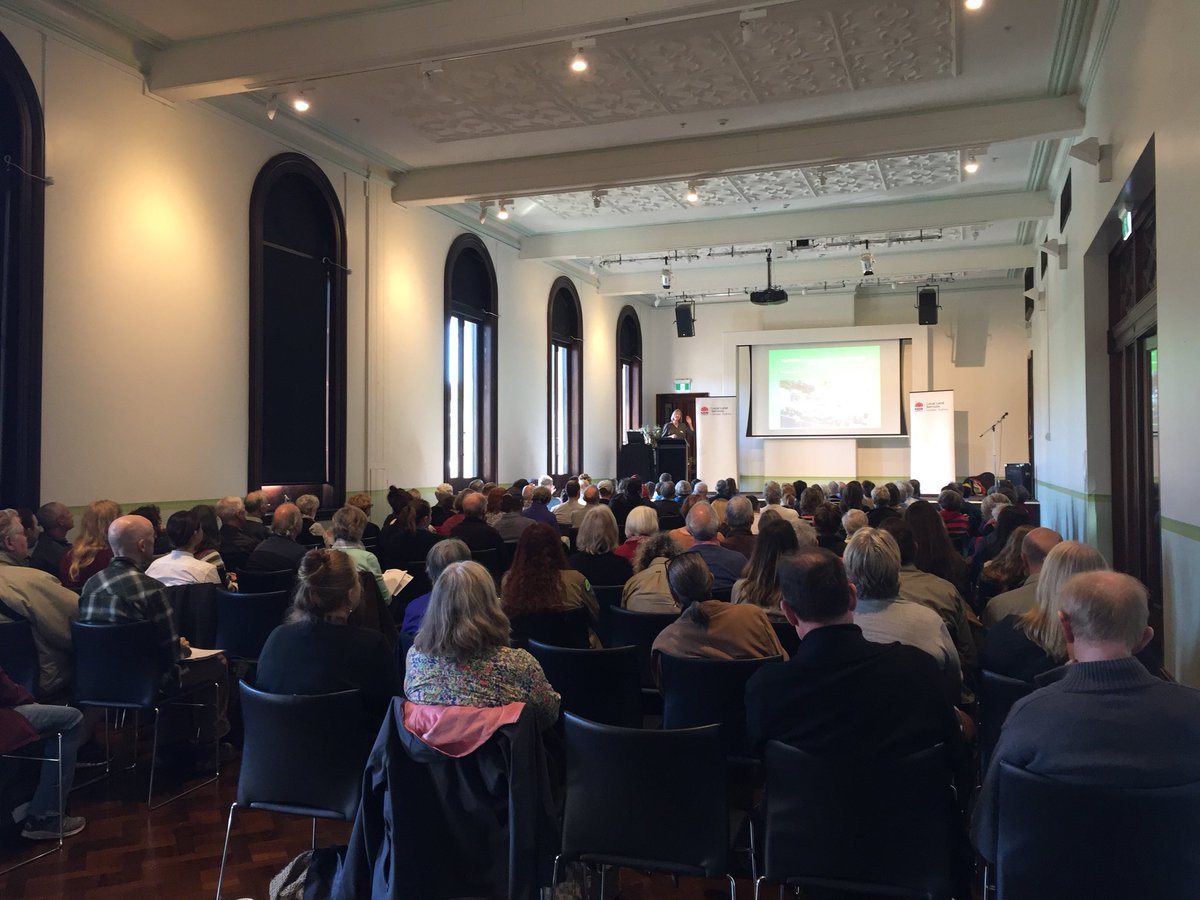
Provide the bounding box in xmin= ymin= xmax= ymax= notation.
xmin=656 ymin=438 xmax=687 ymax=483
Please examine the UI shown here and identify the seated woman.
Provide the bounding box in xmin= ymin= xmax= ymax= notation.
xmin=59 ymin=499 xmax=121 ymax=591
xmin=980 ymin=540 xmax=1109 ymax=682
xmin=331 ymin=505 xmax=389 ymax=602
xmin=380 ymin=495 xmax=441 ymax=567
xmin=651 ymin=552 xmax=785 ymax=677
xmin=146 ymin=509 xmax=221 ymax=586
xmin=501 ymin=523 xmax=598 ymax=627
xmin=568 ymin=506 xmax=633 ymax=587
xmin=345 ymin=492 xmax=380 ymax=544
xmin=812 ymin=503 xmax=847 ymax=556
xmin=405 ymin=560 xmax=560 ymax=731
xmin=614 ymin=505 xmax=657 ymax=562
xmin=621 ymin=532 xmax=681 ymax=614
xmin=256 ymin=548 xmax=401 ymax=744
xmin=977 ymin=523 xmax=1034 ymax=606
xmin=401 ymin=538 xmax=471 ymax=636
xmin=730 ymin=517 xmax=800 ymax=621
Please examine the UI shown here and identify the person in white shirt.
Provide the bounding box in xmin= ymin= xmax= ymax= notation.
xmin=146 ymin=509 xmax=221 ymax=587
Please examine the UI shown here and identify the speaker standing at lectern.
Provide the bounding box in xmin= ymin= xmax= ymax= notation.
xmin=661 ymin=409 xmax=695 ymax=478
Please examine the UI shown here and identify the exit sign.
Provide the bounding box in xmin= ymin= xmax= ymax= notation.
xmin=674 ymin=379 xmax=691 ymax=391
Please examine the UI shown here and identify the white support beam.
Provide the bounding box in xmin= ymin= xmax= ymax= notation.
xmin=522 ymin=191 xmax=1052 ymax=260
xmin=597 ymin=244 xmax=1035 ymax=296
xmin=147 ymin=0 xmax=770 ymax=100
xmin=392 ymin=96 xmax=1084 ymax=206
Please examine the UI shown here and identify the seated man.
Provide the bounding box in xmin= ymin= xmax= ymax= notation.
xmin=29 ymin=502 xmax=73 ymax=577
xmin=972 ymin=570 xmax=1200 ymax=862
xmin=0 ymin=508 xmax=79 ymax=702
xmin=215 ymin=495 xmax=260 ymax=572
xmin=493 ymin=492 xmax=533 ymax=543
xmin=681 ymin=502 xmax=748 ymax=593
xmin=553 ymin=480 xmax=586 ymax=528
xmin=721 ymin=495 xmax=757 ymax=560
xmin=652 ymin=480 xmax=681 ymax=518
xmin=450 ymin=492 xmax=507 ymax=577
xmin=521 ymin=485 xmax=558 ymax=526
xmin=1 ymin=665 xmax=85 ymax=840
xmin=761 ymin=481 xmax=800 ymax=523
xmin=240 ymin=503 xmax=308 ymax=572
xmin=78 ymin=515 xmax=230 ymax=768
xmin=843 ymin=527 xmax=962 ymax=702
xmin=242 ymin=490 xmax=271 ymax=542
xmin=146 ymin=510 xmax=221 ymax=587
xmin=746 ymin=548 xmax=962 ymax=758
xmin=295 ymin=494 xmax=326 ymax=548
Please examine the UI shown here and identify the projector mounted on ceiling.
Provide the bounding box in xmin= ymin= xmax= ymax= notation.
xmin=750 ymin=249 xmax=789 ymax=305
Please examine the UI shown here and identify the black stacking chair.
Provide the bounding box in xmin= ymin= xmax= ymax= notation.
xmin=591 ymin=584 xmax=624 ymax=646
xmin=71 ymin=620 xmax=220 ymax=809
xmin=214 ymin=589 xmax=290 ymax=662
xmin=235 ymin=568 xmax=295 ymax=594
xmin=0 ymin=728 xmax=68 ymax=874
xmin=470 ymin=547 xmax=505 ymax=584
xmin=710 ymin=585 xmax=734 ymax=602
xmin=754 ymin=741 xmax=956 ymax=899
xmin=215 ymin=685 xmax=367 ymax=899
xmin=978 ymin=670 xmax=1035 ymax=773
xmin=657 ymin=514 xmax=684 ymax=532
xmin=659 ymin=653 xmax=781 ymax=759
xmin=553 ymin=714 xmax=737 ymax=899
xmin=509 ymin=605 xmax=590 ymax=649
xmin=770 ymin=620 xmax=800 ymax=657
xmin=164 ymin=582 xmax=220 ymax=648
xmin=606 ymin=607 xmax=678 ymax=712
xmin=527 ymin=640 xmax=641 ymax=728
xmin=0 ymin=617 xmax=39 ymax=693
xmin=985 ymin=762 xmax=1200 ymax=900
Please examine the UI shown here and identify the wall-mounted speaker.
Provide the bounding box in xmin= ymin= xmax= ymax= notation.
xmin=675 ymin=301 xmax=695 ymax=338
xmin=917 ymin=287 xmax=939 ymax=325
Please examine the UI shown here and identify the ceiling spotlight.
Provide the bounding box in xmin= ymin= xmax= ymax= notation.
xmin=478 ymin=202 xmax=488 ymax=225
xmin=963 ymin=153 xmax=980 ymax=175
xmin=292 ymin=93 xmax=311 ymax=113
xmin=265 ymin=95 xmax=278 ymax=121
xmin=496 ymin=201 xmax=509 ymax=221
xmin=685 ymin=181 xmax=701 ymax=204
xmin=569 ymin=38 xmax=595 ymax=74
xmin=964 ymin=0 xmax=984 ymax=9
xmin=661 ymin=258 xmax=672 ymax=291
xmin=860 ymin=241 xmax=876 ymax=277
xmin=591 ymin=189 xmax=606 ymax=209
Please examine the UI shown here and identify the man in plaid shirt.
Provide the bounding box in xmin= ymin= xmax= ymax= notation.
xmin=79 ymin=515 xmax=230 ymax=767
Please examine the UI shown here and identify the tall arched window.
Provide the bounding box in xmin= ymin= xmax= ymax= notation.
xmin=0 ymin=32 xmax=45 ymax=509
xmin=249 ymin=153 xmax=347 ymax=508
xmin=548 ymin=277 xmax=583 ymax=477
xmin=444 ymin=234 xmax=498 ymax=484
xmin=616 ymin=306 xmax=642 ymax=447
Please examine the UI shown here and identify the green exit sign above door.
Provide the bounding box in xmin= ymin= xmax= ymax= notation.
xmin=674 ymin=379 xmax=691 ymax=392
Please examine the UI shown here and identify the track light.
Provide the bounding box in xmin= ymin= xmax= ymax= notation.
xmin=569 ymin=38 xmax=595 ymax=74
xmin=266 ymin=95 xmax=278 ymax=121
xmin=963 ymin=153 xmax=980 ymax=175
xmin=591 ymin=189 xmax=606 ymax=209
xmin=661 ymin=258 xmax=672 ymax=290
xmin=964 ymin=0 xmax=984 ymax=9
xmin=479 ymin=202 xmax=488 ymax=225
xmin=496 ymin=201 xmax=509 ymax=221
xmin=685 ymin=181 xmax=701 ymax=204
xmin=860 ymin=241 xmax=876 ymax=277
xmin=739 ymin=9 xmax=766 ymax=45
xmin=292 ymin=93 xmax=311 ymax=113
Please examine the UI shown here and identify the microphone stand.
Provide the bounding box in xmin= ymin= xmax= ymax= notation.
xmin=980 ymin=412 xmax=1009 ymax=478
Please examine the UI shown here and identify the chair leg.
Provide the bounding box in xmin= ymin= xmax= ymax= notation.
xmin=727 ymin=873 xmax=737 ymax=900
xmin=214 ymin=802 xmax=238 ymax=900
xmin=0 ymin=733 xmax=65 ymax=876
xmin=753 ymin=876 xmax=763 ymax=900
xmin=311 ymin=817 xmax=317 ymax=850
xmin=147 ymin=686 xmax=220 ymax=810
xmin=551 ymin=854 xmax=561 ymax=890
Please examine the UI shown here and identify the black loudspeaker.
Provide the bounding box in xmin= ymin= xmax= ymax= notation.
xmin=1005 ymin=463 xmax=1033 ymax=493
xmin=917 ymin=287 xmax=939 ymax=325
xmin=675 ymin=301 xmax=695 ymax=338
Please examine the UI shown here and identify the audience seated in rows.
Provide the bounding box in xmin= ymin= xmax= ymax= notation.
xmin=59 ymin=500 xmax=121 ymax=592
xmin=681 ymin=503 xmax=747 ymax=593
xmin=568 ymin=506 xmax=633 ymax=587
xmin=984 ymin=527 xmax=1062 ymax=626
xmin=145 ymin=510 xmax=221 ymax=587
xmin=731 ymin=517 xmax=799 ymax=621
xmin=502 ymin=523 xmax=599 ymax=632
xmin=981 ymin=541 xmax=1109 ymax=683
xmin=241 ymin=503 xmax=307 ymax=573
xmin=621 ymin=532 xmax=681 ymax=614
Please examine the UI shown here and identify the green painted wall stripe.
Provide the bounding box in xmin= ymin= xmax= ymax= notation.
xmin=1034 ymin=479 xmax=1112 ymax=503
xmin=1162 ymin=517 xmax=1200 ymax=543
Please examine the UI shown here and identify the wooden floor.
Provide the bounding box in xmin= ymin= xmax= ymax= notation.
xmin=0 ymin=755 xmax=751 ymax=900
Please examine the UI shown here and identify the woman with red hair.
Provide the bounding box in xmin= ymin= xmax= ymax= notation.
xmin=500 ymin=523 xmax=598 ymax=627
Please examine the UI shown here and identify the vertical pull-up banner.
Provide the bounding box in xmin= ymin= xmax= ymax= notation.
xmin=909 ymin=390 xmax=955 ymax=492
xmin=696 ymin=397 xmax=737 ymax=484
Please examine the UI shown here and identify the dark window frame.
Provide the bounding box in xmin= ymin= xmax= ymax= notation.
xmin=248 ymin=152 xmax=348 ymax=508
xmin=443 ymin=233 xmax=498 ymax=485
xmin=615 ymin=305 xmax=643 ymax=452
xmin=547 ymin=277 xmax=583 ymax=477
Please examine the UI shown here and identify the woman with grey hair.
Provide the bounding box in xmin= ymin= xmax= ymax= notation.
xmin=331 ymin=505 xmax=389 ymax=603
xmin=405 ymin=561 xmax=560 ymax=730
xmin=568 ymin=506 xmax=633 ymax=587
xmin=401 ymin=538 xmax=471 ymax=636
xmin=615 ymin=505 xmax=659 ymax=562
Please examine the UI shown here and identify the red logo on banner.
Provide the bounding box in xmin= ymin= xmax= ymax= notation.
xmin=700 ymin=406 xmax=710 ymax=415
xmin=914 ymin=402 xmax=924 ymax=410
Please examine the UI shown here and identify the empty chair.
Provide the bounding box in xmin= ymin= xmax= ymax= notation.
xmin=659 ymin=653 xmax=780 ymax=759
xmin=215 ymin=684 xmax=367 ymax=899
xmin=977 ymin=670 xmax=1035 ymax=773
xmin=987 ymin=762 xmax=1200 ymax=900
xmin=754 ymin=740 xmax=956 ymax=899
xmin=0 ymin=618 xmax=38 ymax=693
xmin=508 ymin=605 xmax=590 ymax=649
xmin=527 ymin=640 xmax=641 ymax=728
xmin=591 ymin=584 xmax=624 ymax=645
xmin=214 ymin=589 xmax=290 ymax=662
xmin=553 ymin=714 xmax=737 ymax=899
xmin=71 ymin=620 xmax=220 ymax=809
xmin=235 ymin=568 xmax=296 ymax=594
xmin=607 ymin=607 xmax=679 ymax=710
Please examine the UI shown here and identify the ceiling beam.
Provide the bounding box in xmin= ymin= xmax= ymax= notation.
xmin=521 ymin=191 xmax=1052 ymax=260
xmin=597 ymin=244 xmax=1036 ymax=296
xmin=391 ymin=96 xmax=1084 ymax=206
xmin=146 ymin=0 xmax=774 ymax=100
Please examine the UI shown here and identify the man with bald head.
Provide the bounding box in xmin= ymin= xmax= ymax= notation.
xmin=450 ymin=491 xmax=507 ymax=579
xmin=983 ymin=527 xmax=1062 ymax=626
xmin=215 ymin=495 xmax=260 ymax=572
xmin=681 ymin=501 xmax=748 ymax=593
xmin=241 ymin=502 xmax=308 ymax=572
xmin=242 ymin=490 xmax=271 ymax=542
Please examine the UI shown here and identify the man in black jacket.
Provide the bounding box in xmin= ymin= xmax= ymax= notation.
xmin=449 ymin=492 xmax=507 ymax=580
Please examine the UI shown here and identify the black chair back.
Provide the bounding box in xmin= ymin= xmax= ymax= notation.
xmin=164 ymin=581 xmax=219 ymax=648
xmin=979 ymin=669 xmax=1035 ymax=772
xmin=561 ymin=713 xmax=729 ymax=878
xmin=760 ymin=740 xmax=955 ymax=898
xmin=0 ymin=617 xmax=38 ymax=693
xmin=509 ymin=605 xmax=590 ymax=649
xmin=71 ymin=620 xmax=164 ymax=710
xmin=470 ymin=547 xmax=505 ymax=583
xmin=657 ymin=514 xmax=684 ymax=532
xmin=237 ymin=683 xmax=367 ymax=820
xmin=215 ymin=589 xmax=290 ymax=661
xmin=659 ymin=653 xmax=781 ymax=758
xmin=527 ymin=640 xmax=641 ymax=728
xmin=710 ymin=585 xmax=733 ymax=602
xmin=236 ymin=568 xmax=296 ymax=594
xmin=994 ymin=762 xmax=1200 ymax=900
xmin=770 ymin=619 xmax=800 ymax=657
xmin=397 ymin=631 xmax=415 ymax=687
xmin=591 ymin=584 xmax=624 ymax=645
xmin=606 ymin=607 xmax=679 ymax=689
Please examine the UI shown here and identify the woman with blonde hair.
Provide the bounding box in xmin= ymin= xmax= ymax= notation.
xmin=60 ymin=500 xmax=121 ymax=591
xmin=568 ymin=505 xmax=633 ymax=587
xmin=981 ymin=541 xmax=1109 ymax=682
xmin=614 ymin=505 xmax=658 ymax=562
xmin=406 ymin=560 xmax=560 ymax=730
xmin=345 ymin=491 xmax=380 ymax=543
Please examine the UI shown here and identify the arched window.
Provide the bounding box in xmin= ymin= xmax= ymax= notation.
xmin=0 ymin=32 xmax=45 ymax=509
xmin=249 ymin=153 xmax=347 ymax=508
xmin=444 ymin=234 xmax=498 ymax=484
xmin=547 ymin=277 xmax=583 ymax=477
xmin=616 ymin=306 xmax=642 ymax=448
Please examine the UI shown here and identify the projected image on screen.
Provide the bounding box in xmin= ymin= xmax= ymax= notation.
xmin=747 ymin=339 xmax=903 ymax=438
xmin=768 ymin=345 xmax=881 ymax=430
